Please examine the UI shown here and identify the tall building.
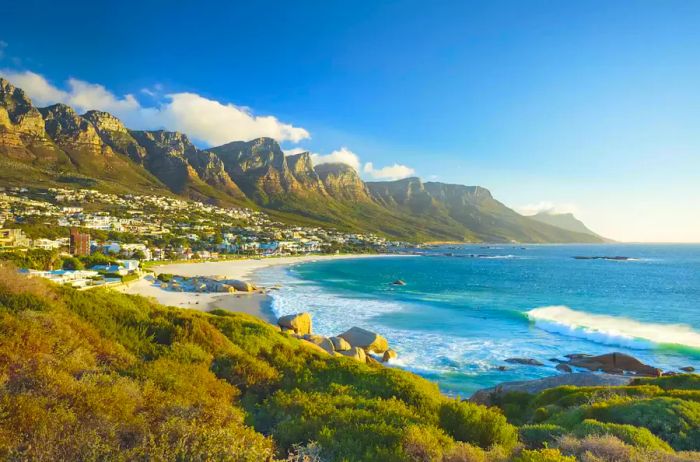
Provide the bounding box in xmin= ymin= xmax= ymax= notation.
xmin=69 ymin=228 xmax=91 ymax=256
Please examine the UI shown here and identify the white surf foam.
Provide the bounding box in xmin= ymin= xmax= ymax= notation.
xmin=527 ymin=305 xmax=700 ymax=350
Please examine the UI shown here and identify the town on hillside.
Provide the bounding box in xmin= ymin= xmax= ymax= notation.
xmin=0 ymin=187 xmax=406 ymax=288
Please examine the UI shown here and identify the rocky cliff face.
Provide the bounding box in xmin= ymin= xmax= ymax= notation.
xmin=208 ymin=137 xmax=303 ymax=203
xmin=286 ymin=152 xmax=328 ymax=196
xmin=368 ymin=177 xmax=440 ymax=213
xmin=39 ymin=104 xmax=106 ymax=155
xmin=314 ymin=163 xmax=371 ymax=202
xmin=0 ymin=78 xmax=60 ymax=162
xmin=83 ymin=110 xmax=147 ymax=162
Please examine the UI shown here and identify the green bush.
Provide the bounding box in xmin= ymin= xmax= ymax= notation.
xmin=120 ymin=273 xmax=139 ymax=283
xmin=519 ymin=424 xmax=566 ymax=449
xmin=438 ymin=399 xmax=518 ymax=449
xmin=61 ymin=256 xmax=84 ymax=270
xmin=157 ymin=273 xmax=174 ymax=282
xmin=590 ymin=397 xmax=700 ymax=451
xmin=572 ymin=419 xmax=672 ymax=451
xmin=514 ymin=448 xmax=575 ymax=462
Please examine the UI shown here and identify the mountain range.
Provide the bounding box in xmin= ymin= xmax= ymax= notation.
xmin=0 ymin=77 xmax=604 ymax=243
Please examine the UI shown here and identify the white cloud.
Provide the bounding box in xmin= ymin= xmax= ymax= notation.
xmin=310 ymin=147 xmax=362 ymax=172
xmin=363 ymin=162 xmax=415 ymax=181
xmin=283 ymin=147 xmax=307 ymax=156
xmin=0 ymin=69 xmax=309 ymax=146
xmin=286 ymin=146 xmax=415 ymax=181
xmin=517 ymin=201 xmax=579 ymax=216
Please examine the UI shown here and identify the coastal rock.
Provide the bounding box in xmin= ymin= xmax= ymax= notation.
xmin=299 ymin=339 xmax=330 ymax=355
xmin=228 ymin=279 xmax=255 ymax=292
xmin=556 ymin=363 xmax=573 ymax=373
xmin=391 ymin=279 xmax=406 ymax=286
xmin=339 ymin=326 xmax=389 ymax=353
xmin=505 ymin=358 xmax=544 ymax=366
xmin=330 ymin=336 xmax=351 ymax=351
xmin=303 ymin=334 xmax=334 ymax=355
xmin=681 ymin=366 xmax=695 ymax=372
xmin=470 ymin=373 xmax=634 ymax=406
xmin=569 ymin=352 xmax=661 ymax=377
xmin=338 ymin=346 xmax=367 ymax=362
xmin=277 ymin=312 xmax=312 ymax=336
xmin=382 ymin=349 xmax=397 ymax=362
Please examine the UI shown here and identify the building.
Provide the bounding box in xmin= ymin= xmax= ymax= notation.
xmin=0 ymin=229 xmax=30 ymax=249
xmin=69 ymin=228 xmax=91 ymax=256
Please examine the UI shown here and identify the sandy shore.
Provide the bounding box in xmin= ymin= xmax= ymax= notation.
xmin=150 ymin=254 xmax=396 ymax=281
xmin=119 ymin=254 xmax=403 ymax=323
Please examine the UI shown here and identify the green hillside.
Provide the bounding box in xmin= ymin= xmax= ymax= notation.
xmin=0 ymin=264 xmax=698 ymax=461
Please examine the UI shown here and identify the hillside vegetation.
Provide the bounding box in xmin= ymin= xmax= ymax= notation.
xmin=0 ymin=264 xmax=697 ymax=461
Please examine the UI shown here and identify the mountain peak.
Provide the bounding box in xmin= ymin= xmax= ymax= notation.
xmin=83 ymin=110 xmax=128 ymax=134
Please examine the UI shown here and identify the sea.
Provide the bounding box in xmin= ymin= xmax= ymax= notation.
xmin=254 ymin=244 xmax=700 ymax=396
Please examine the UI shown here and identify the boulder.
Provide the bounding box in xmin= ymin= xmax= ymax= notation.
xmin=382 ymin=349 xmax=398 ymax=362
xmin=277 ymin=312 xmax=312 ymax=336
xmin=681 ymin=366 xmax=695 ymax=372
xmin=391 ymin=279 xmax=406 ymax=286
xmin=227 ymin=279 xmax=255 ymax=292
xmin=569 ymin=352 xmax=661 ymax=377
xmin=505 ymin=358 xmax=544 ymax=366
xmin=330 ymin=336 xmax=351 ymax=351
xmin=556 ymin=363 xmax=573 ymax=373
xmin=339 ymin=326 xmax=389 ymax=353
xmin=338 ymin=346 xmax=367 ymax=362
xmin=299 ymin=339 xmax=331 ymax=355
xmin=303 ymin=334 xmax=334 ymax=355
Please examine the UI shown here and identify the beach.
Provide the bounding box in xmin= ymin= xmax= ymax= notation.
xmin=119 ymin=254 xmax=394 ymax=323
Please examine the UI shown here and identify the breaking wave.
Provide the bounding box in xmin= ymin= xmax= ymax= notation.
xmin=527 ymin=305 xmax=700 ymax=351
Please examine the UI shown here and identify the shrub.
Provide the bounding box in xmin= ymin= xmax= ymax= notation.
xmin=513 ymin=448 xmax=575 ymax=462
xmin=573 ymin=419 xmax=672 ymax=452
xmin=439 ymin=400 xmax=518 ymax=449
xmin=157 ymin=273 xmax=174 ymax=282
xmin=519 ymin=424 xmax=567 ymax=449
xmin=590 ymin=397 xmax=700 ymax=450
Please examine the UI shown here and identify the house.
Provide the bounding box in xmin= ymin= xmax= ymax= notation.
xmin=0 ymin=229 xmax=30 ymax=249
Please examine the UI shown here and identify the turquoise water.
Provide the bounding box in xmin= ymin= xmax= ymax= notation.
xmin=256 ymin=244 xmax=700 ymax=396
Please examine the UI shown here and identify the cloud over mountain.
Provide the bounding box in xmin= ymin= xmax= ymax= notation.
xmin=0 ymin=69 xmax=309 ymax=146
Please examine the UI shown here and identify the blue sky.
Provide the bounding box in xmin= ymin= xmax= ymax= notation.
xmin=1 ymin=0 xmax=699 ymax=242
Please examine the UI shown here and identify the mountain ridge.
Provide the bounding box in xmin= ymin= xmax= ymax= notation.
xmin=0 ymin=77 xmax=603 ymax=243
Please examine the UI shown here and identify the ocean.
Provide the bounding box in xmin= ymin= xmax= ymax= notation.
xmin=254 ymin=244 xmax=700 ymax=396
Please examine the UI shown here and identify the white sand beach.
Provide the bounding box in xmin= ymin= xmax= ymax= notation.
xmin=118 ymin=254 xmax=402 ymax=323
xmin=149 ymin=254 xmax=395 ymax=282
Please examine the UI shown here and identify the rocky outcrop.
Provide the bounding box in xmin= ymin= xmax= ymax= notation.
xmin=568 ymin=352 xmax=662 ymax=377
xmin=278 ymin=312 xmax=312 ymax=336
xmin=39 ymin=104 xmax=105 ymax=155
xmin=302 ymin=334 xmax=335 ymax=355
xmin=382 ymin=349 xmax=397 ymax=362
xmin=338 ymin=346 xmax=367 ymax=362
xmin=339 ymin=327 xmax=389 ymax=353
xmin=556 ymin=363 xmax=573 ymax=373
xmin=505 ymin=358 xmax=544 ymax=366
xmin=470 ymin=373 xmax=634 ymax=406
xmin=286 ymin=152 xmax=328 ymax=196
xmin=83 ymin=110 xmax=147 ymax=162
xmin=330 ymin=336 xmax=351 ymax=351
xmin=208 ymin=137 xmax=301 ymax=203
xmin=314 ymin=163 xmax=372 ymax=202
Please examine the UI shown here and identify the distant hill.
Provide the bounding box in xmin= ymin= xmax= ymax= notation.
xmin=529 ymin=211 xmax=610 ymax=241
xmin=0 ymin=77 xmax=604 ymax=243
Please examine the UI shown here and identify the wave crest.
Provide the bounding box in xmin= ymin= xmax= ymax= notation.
xmin=527 ymin=305 xmax=700 ymax=350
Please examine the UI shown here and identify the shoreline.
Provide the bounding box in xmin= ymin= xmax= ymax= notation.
xmin=120 ymin=254 xmax=408 ymax=323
